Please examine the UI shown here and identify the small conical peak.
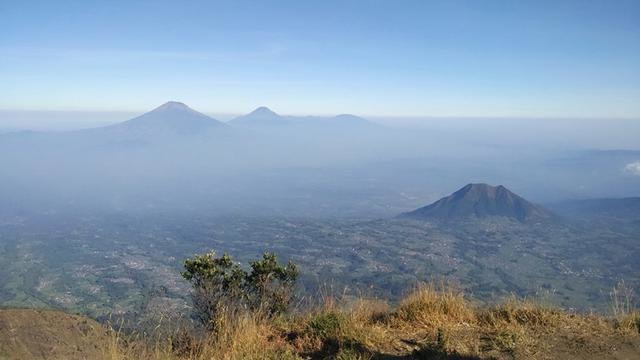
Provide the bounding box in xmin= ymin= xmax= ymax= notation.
xmin=249 ymin=106 xmax=278 ymax=116
xmin=401 ymin=183 xmax=551 ymax=222
xmin=228 ymin=106 xmax=283 ymax=126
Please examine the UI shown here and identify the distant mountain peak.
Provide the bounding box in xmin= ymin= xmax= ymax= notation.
xmin=107 ymin=101 xmax=225 ymax=134
xmin=401 ymin=183 xmax=552 ymax=222
xmin=229 ymin=106 xmax=284 ymax=126
xmin=249 ymin=106 xmax=278 ymax=116
xmin=149 ymin=101 xmax=205 ymax=116
xmin=154 ymin=101 xmax=191 ymax=111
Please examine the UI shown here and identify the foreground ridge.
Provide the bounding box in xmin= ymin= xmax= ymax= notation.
xmin=2 ymin=284 xmax=638 ymax=359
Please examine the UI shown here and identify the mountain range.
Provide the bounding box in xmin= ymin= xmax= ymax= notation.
xmin=0 ymin=101 xmax=378 ymax=142
xmin=0 ymin=102 xmax=638 ymax=217
xmin=228 ymin=105 xmax=375 ymax=129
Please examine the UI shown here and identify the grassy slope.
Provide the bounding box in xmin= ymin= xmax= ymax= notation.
xmin=0 ymin=308 xmax=111 ymax=360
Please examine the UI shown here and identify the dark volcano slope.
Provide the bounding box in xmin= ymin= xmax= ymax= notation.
xmin=401 ymin=183 xmax=553 ymax=222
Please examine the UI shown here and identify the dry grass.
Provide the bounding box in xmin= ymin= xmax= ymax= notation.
xmin=387 ymin=283 xmax=476 ymax=329
xmin=616 ymin=311 xmax=640 ymax=334
xmin=610 ymin=280 xmax=640 ymax=335
xmin=96 ymin=283 xmax=640 ymax=360
xmin=104 ymin=312 xmax=300 ymax=360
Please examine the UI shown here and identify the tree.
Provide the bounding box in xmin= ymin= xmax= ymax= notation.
xmin=181 ymin=251 xmax=298 ymax=330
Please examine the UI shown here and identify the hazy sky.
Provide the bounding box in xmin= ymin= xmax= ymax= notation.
xmin=1 ymin=0 xmax=639 ymax=117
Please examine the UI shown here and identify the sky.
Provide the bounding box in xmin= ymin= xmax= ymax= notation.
xmin=1 ymin=0 xmax=639 ymax=117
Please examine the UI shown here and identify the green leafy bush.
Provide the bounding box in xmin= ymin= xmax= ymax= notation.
xmin=182 ymin=251 xmax=298 ymax=330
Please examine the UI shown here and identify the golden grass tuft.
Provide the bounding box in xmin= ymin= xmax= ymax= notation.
xmin=479 ymin=297 xmax=564 ymax=329
xmin=615 ymin=311 xmax=640 ymax=334
xmin=387 ymin=283 xmax=476 ymax=329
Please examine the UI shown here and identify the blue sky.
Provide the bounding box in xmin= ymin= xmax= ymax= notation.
xmin=1 ymin=0 xmax=639 ymax=117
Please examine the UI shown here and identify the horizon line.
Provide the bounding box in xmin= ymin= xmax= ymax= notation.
xmin=1 ymin=107 xmax=639 ymax=121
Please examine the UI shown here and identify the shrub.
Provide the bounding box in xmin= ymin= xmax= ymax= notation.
xmin=246 ymin=252 xmax=299 ymax=316
xmin=182 ymin=251 xmax=246 ymax=330
xmin=182 ymin=251 xmax=298 ymax=330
